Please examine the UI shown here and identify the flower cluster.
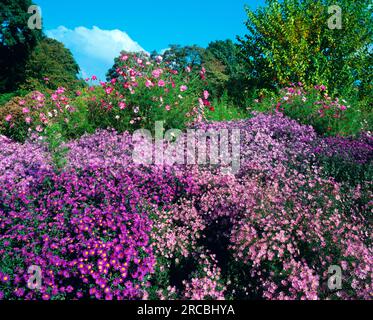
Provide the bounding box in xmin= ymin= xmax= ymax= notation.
xmin=0 ymin=89 xmax=73 ymax=142
xmin=0 ymin=113 xmax=371 ymax=300
xmin=87 ymin=52 xmax=211 ymax=132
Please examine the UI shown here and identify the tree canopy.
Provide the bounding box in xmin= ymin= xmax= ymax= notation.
xmin=22 ymin=38 xmax=81 ymax=91
xmin=238 ymin=0 xmax=372 ymax=97
xmin=0 ymin=0 xmax=42 ymax=92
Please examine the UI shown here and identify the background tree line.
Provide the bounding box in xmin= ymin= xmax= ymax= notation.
xmin=0 ymin=0 xmax=82 ymax=103
xmin=1 ymin=0 xmax=372 ymax=114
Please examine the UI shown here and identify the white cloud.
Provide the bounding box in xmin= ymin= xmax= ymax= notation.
xmin=46 ymin=26 xmax=148 ymax=79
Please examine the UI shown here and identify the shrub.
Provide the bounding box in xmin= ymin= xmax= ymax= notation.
xmin=250 ymin=84 xmax=363 ymax=136
xmin=88 ymin=52 xmax=211 ymax=134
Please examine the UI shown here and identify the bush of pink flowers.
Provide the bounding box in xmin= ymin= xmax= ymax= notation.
xmin=1 ymin=53 xmax=211 ymax=143
xmin=84 ymin=52 xmax=211 ymax=134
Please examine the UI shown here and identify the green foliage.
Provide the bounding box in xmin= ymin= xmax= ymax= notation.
xmin=162 ymin=44 xmax=205 ymax=71
xmin=57 ymin=92 xmax=95 ymax=140
xmin=205 ymin=92 xmax=247 ymax=122
xmin=0 ymin=0 xmax=42 ymax=92
xmin=0 ymin=90 xmax=27 ymax=107
xmin=21 ymin=38 xmax=83 ymax=92
xmin=238 ymin=0 xmax=373 ymax=99
xmin=203 ymin=40 xmax=246 ymax=103
xmin=43 ymin=122 xmax=68 ymax=169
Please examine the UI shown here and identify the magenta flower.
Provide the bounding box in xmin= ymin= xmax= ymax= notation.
xmin=145 ymin=80 xmax=154 ymax=88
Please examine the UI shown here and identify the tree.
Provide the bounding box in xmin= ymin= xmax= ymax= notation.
xmin=0 ymin=0 xmax=42 ymax=92
xmin=203 ymin=40 xmax=246 ymax=102
xmin=22 ymin=38 xmax=82 ymax=91
xmin=238 ymin=0 xmax=373 ymax=97
xmin=162 ymin=44 xmax=205 ymax=71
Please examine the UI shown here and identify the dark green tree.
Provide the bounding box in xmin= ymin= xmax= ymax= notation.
xmin=0 ymin=0 xmax=42 ymax=92
xmin=203 ymin=40 xmax=247 ymax=102
xmin=22 ymin=38 xmax=82 ymax=91
xmin=162 ymin=44 xmax=205 ymax=71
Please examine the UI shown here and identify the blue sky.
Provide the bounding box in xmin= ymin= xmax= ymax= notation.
xmin=36 ymin=0 xmax=265 ymax=80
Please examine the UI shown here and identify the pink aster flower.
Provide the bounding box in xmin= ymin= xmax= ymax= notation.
xmin=105 ymin=87 xmax=114 ymax=95
xmin=145 ymin=80 xmax=154 ymax=88
xmin=158 ymin=80 xmax=166 ymax=87
xmin=5 ymin=114 xmax=12 ymax=122
xmin=152 ymin=69 xmax=162 ymax=78
xmin=180 ymin=85 xmax=188 ymax=92
xmin=203 ymin=90 xmax=209 ymax=99
xmin=56 ymin=87 xmax=65 ymax=94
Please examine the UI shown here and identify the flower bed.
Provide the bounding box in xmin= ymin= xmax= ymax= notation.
xmin=0 ymin=113 xmax=371 ymax=300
